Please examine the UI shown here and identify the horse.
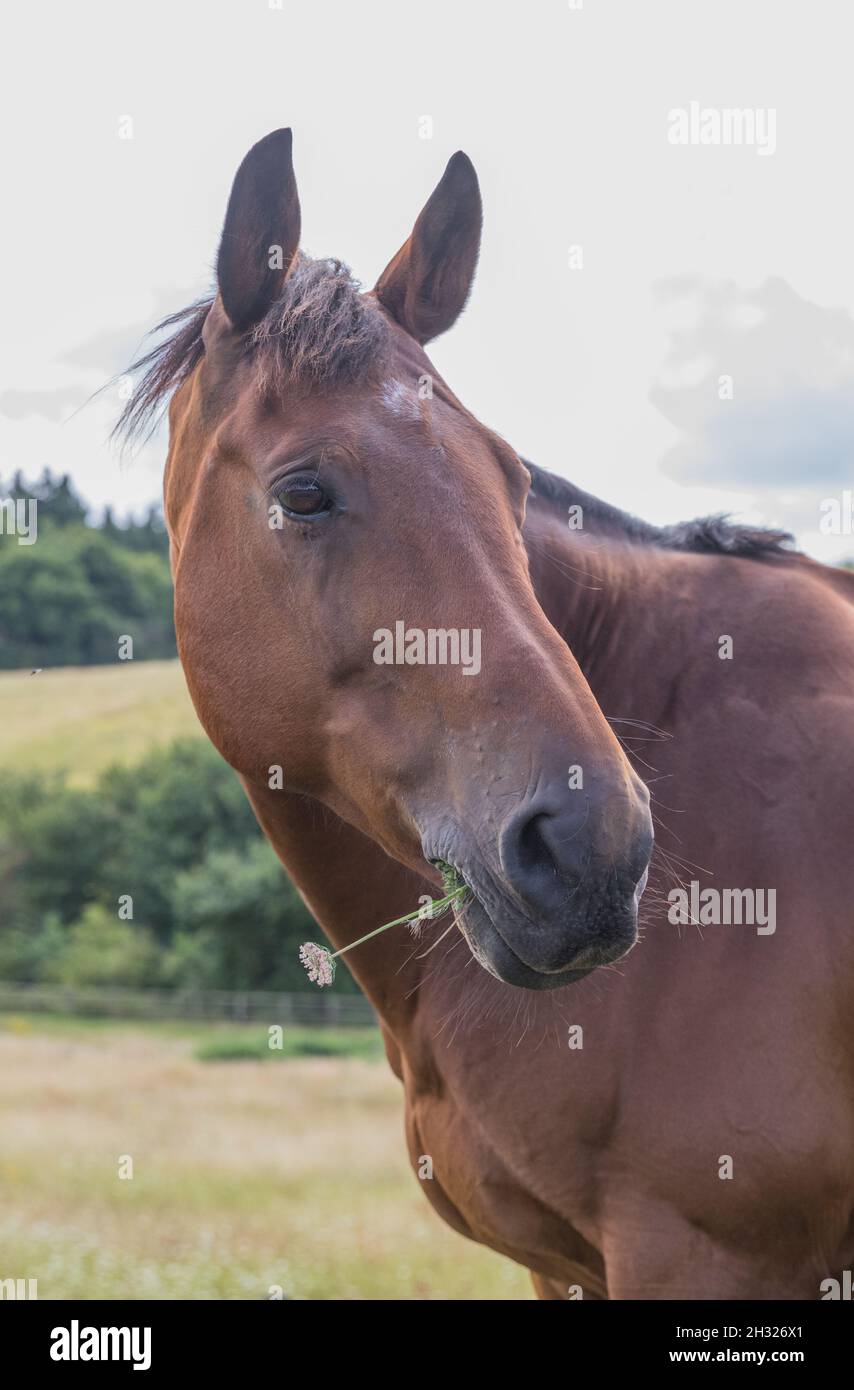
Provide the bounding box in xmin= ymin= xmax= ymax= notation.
xmin=122 ymin=129 xmax=854 ymax=1299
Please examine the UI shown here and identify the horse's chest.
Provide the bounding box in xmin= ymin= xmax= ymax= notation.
xmin=401 ymin=1074 xmax=605 ymax=1284
xmin=400 ymin=980 xmax=854 ymax=1293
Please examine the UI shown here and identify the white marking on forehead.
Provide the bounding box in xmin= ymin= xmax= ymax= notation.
xmin=380 ymin=377 xmax=421 ymax=419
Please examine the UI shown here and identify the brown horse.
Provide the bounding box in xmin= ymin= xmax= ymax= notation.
xmin=123 ymin=130 xmax=854 ymax=1299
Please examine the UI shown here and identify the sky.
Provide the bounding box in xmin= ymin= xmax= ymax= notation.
xmin=2 ymin=0 xmax=854 ymax=561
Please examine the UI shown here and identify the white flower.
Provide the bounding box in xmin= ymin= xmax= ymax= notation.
xmin=299 ymin=942 xmax=336 ymax=988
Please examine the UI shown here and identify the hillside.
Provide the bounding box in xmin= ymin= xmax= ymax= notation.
xmin=0 ymin=660 xmax=204 ymax=786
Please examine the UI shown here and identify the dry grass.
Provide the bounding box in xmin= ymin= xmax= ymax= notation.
xmin=0 ymin=661 xmax=202 ymax=786
xmin=0 ymin=1016 xmax=532 ymax=1300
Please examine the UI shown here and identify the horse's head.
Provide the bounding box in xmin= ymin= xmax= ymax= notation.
xmin=157 ymin=130 xmax=652 ymax=990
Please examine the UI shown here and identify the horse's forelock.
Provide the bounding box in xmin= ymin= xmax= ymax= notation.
xmin=115 ymin=256 xmax=390 ymax=443
xmin=251 ymin=256 xmax=390 ymax=394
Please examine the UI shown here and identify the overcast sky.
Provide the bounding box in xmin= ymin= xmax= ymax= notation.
xmin=3 ymin=0 xmax=854 ymax=560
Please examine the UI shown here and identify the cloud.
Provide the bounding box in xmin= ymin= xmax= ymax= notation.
xmin=651 ymin=276 xmax=854 ymax=491
xmin=0 ymin=386 xmax=86 ymax=423
xmin=0 ymin=284 xmax=206 ymax=428
xmin=61 ymin=325 xmax=150 ymax=377
xmin=60 ymin=284 xmax=205 ymax=378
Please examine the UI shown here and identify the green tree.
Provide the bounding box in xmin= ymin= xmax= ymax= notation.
xmin=169 ymin=840 xmax=320 ymax=991
xmin=0 ymin=740 xmax=336 ymax=994
xmin=44 ymin=904 xmax=161 ymax=987
xmin=0 ymin=523 xmax=175 ymax=668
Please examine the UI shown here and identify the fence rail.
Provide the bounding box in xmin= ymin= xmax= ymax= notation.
xmin=0 ymin=981 xmax=376 ymax=1027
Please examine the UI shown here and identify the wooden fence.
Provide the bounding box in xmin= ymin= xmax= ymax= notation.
xmin=0 ymin=981 xmax=376 ymax=1027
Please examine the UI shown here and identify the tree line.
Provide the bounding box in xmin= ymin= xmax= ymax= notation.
xmin=0 ymin=739 xmax=355 ymax=993
xmin=0 ymin=470 xmax=175 ymax=668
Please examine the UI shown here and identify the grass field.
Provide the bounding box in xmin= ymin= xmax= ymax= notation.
xmin=0 ymin=1012 xmax=531 ymax=1300
xmin=1 ymin=660 xmax=532 ymax=1297
xmin=0 ymin=660 xmax=202 ymax=786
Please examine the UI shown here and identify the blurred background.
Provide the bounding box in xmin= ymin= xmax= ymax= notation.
xmin=3 ymin=0 xmax=854 ymax=1298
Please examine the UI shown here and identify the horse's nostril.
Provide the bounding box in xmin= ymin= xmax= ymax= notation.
xmin=500 ymin=786 xmax=652 ymax=923
xmin=500 ymin=801 xmax=588 ymax=912
xmin=516 ymin=811 xmax=561 ymax=882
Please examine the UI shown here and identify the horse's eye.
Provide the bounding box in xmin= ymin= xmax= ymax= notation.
xmin=276 ymin=476 xmax=332 ymax=518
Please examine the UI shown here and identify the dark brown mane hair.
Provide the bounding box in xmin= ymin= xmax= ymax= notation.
xmin=115 ymin=255 xmax=389 ymax=442
xmin=115 ymin=259 xmax=793 ymax=562
xmin=526 ymin=463 xmax=794 ymax=560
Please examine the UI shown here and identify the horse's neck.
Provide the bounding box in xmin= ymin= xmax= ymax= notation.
xmin=523 ymin=495 xmax=662 ymax=717
xmin=244 ymin=780 xmax=431 ymax=1029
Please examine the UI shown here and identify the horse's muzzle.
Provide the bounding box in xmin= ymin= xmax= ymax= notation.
xmin=422 ymin=781 xmax=653 ymax=990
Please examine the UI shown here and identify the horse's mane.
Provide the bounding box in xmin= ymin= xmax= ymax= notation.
xmin=114 ymin=272 xmax=793 ymax=564
xmin=526 ymin=462 xmax=795 ymax=560
xmin=115 ymin=255 xmax=389 ymax=441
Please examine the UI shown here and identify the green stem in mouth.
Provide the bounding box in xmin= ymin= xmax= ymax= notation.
xmin=298 ymin=860 xmax=469 ymax=986
xmin=329 ymin=892 xmax=459 ymax=959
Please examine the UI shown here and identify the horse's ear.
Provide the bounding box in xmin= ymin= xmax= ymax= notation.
xmin=216 ymin=128 xmax=301 ymax=333
xmin=374 ymin=152 xmax=482 ymax=344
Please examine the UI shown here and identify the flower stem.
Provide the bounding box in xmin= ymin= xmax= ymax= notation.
xmin=329 ymin=887 xmax=466 ymax=962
